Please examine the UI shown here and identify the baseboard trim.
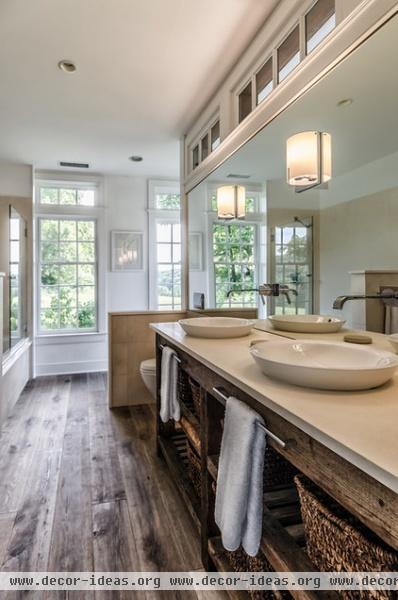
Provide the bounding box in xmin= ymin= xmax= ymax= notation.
xmin=35 ymin=359 xmax=108 ymax=377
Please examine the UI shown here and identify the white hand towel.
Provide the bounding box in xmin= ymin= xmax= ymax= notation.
xmin=215 ymin=396 xmax=266 ymax=557
xmin=160 ymin=346 xmax=180 ymax=423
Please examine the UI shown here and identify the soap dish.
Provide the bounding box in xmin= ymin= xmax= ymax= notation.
xmin=344 ymin=334 xmax=372 ymax=344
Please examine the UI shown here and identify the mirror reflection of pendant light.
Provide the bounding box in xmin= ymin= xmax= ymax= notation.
xmin=216 ymin=185 xmax=246 ymax=220
xmin=286 ymin=131 xmax=331 ymax=191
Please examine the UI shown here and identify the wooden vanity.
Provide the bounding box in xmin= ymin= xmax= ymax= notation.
xmin=151 ymin=322 xmax=398 ymax=599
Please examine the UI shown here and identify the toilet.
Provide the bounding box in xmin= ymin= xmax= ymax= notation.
xmin=139 ymin=358 xmax=157 ymax=399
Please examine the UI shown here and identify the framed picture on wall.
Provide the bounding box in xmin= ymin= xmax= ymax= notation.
xmin=111 ymin=231 xmax=143 ymax=271
xmin=189 ymin=232 xmax=203 ymax=271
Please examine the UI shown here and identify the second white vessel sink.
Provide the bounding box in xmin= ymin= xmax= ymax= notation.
xmin=179 ymin=317 xmax=254 ymax=338
xmin=268 ymin=314 xmax=346 ymax=333
xmin=250 ymin=339 xmax=398 ymax=390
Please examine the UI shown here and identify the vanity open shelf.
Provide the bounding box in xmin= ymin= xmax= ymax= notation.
xmin=154 ymin=328 xmax=398 ymax=600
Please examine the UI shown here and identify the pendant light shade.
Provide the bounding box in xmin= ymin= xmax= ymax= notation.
xmin=216 ymin=185 xmax=246 ymax=220
xmin=286 ymin=131 xmax=331 ymax=187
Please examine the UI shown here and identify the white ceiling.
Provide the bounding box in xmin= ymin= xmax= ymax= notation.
xmin=209 ymin=15 xmax=398 ymax=186
xmin=0 ymin=0 xmax=278 ymax=177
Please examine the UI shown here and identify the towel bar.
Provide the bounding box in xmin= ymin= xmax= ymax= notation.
xmin=212 ymin=386 xmax=294 ymax=450
xmin=159 ymin=344 xmax=181 ymax=363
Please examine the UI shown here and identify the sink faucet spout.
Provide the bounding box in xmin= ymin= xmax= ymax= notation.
xmin=333 ymin=291 xmax=398 ymax=310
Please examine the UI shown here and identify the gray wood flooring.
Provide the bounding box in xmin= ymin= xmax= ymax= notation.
xmin=0 ymin=373 xmax=224 ymax=599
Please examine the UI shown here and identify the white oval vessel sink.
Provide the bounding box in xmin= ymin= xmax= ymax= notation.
xmin=179 ymin=317 xmax=254 ymax=339
xmin=268 ymin=314 xmax=346 ymax=333
xmin=250 ymin=340 xmax=398 ymax=390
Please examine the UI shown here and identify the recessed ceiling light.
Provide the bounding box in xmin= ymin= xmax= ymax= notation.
xmin=129 ymin=155 xmax=143 ymax=162
xmin=337 ymin=98 xmax=353 ymax=108
xmin=58 ymin=60 xmax=77 ymax=73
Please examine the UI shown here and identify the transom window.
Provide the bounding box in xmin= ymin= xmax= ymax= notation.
xmin=213 ymin=223 xmax=257 ymax=308
xmin=191 ymin=119 xmax=220 ymax=170
xmin=306 ymin=0 xmax=336 ymax=54
xmin=238 ymin=81 xmax=253 ymax=123
xmin=278 ymin=25 xmax=300 ymax=82
xmin=38 ymin=218 xmax=97 ymax=332
xmin=39 ymin=185 xmax=95 ymax=206
xmin=155 ymin=193 xmax=181 ymax=210
xmin=256 ymin=57 xmax=273 ymax=105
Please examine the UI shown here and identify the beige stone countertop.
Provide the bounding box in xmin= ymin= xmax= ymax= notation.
xmin=151 ymin=321 xmax=398 ymax=493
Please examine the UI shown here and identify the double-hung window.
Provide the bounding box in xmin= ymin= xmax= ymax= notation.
xmin=36 ymin=182 xmax=99 ymax=334
xmin=148 ymin=181 xmax=181 ymax=310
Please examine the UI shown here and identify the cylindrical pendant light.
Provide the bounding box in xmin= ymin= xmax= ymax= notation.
xmin=216 ymin=185 xmax=246 ymax=220
xmin=286 ymin=131 xmax=331 ymax=187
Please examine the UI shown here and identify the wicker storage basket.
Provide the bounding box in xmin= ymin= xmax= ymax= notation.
xmin=227 ymin=547 xmax=291 ymax=599
xmin=188 ymin=376 xmax=201 ymax=417
xmin=263 ymin=447 xmax=298 ymax=489
xmin=295 ymin=475 xmax=398 ymax=600
xmin=186 ymin=441 xmax=201 ymax=497
xmin=177 ymin=368 xmax=192 ymax=407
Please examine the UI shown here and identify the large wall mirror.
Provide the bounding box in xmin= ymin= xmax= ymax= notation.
xmin=188 ymin=14 xmax=398 ymax=333
xmin=0 ymin=204 xmax=28 ymax=355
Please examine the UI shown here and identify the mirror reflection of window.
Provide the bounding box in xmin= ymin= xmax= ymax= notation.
xmin=213 ymin=222 xmax=258 ymax=309
xmin=271 ymin=218 xmax=313 ymax=316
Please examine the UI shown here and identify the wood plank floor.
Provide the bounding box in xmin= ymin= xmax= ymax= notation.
xmin=0 ymin=373 xmax=225 ymax=600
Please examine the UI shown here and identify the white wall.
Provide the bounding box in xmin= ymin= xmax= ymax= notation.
xmin=105 ymin=176 xmax=149 ymax=312
xmin=319 ymin=170 xmax=398 ymax=325
xmin=34 ymin=173 xmax=160 ymax=376
xmin=0 ymin=163 xmax=32 ymax=197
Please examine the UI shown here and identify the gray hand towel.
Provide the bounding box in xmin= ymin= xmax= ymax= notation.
xmin=215 ymin=396 xmax=266 ymax=556
xmin=160 ymin=346 xmax=180 ymax=423
xmin=385 ymin=305 xmax=398 ymax=334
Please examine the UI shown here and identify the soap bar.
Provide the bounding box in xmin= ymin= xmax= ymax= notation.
xmin=344 ymin=334 xmax=372 ymax=344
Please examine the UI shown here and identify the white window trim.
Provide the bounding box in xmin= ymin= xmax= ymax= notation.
xmin=148 ymin=180 xmax=181 ymax=311
xmin=187 ymin=112 xmax=221 ymax=173
xmin=34 ymin=176 xmax=106 ymax=338
xmin=231 ymin=0 xmax=338 ymax=127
